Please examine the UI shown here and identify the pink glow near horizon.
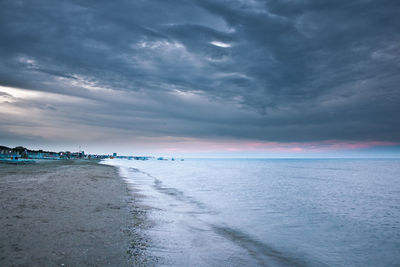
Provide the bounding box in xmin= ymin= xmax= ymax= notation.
xmin=157 ymin=140 xmax=399 ymax=154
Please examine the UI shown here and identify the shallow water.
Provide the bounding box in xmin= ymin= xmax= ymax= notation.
xmin=103 ymin=158 xmax=400 ymax=266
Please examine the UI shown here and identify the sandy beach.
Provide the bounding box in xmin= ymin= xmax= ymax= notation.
xmin=0 ymin=160 xmax=153 ymax=266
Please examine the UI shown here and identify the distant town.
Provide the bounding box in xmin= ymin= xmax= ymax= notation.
xmin=0 ymin=145 xmax=157 ymax=163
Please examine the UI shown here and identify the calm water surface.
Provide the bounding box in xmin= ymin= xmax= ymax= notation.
xmin=103 ymin=159 xmax=400 ymax=266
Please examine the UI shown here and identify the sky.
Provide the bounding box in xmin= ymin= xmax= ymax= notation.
xmin=0 ymin=0 xmax=399 ymax=157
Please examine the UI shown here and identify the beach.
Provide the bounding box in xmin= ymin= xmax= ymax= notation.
xmin=0 ymin=160 xmax=153 ymax=266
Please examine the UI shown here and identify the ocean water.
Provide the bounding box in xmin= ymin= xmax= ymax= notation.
xmin=102 ymin=158 xmax=400 ymax=266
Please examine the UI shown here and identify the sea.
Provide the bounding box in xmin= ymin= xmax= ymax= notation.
xmin=102 ymin=158 xmax=400 ymax=266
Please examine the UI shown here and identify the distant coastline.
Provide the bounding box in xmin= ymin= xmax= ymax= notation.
xmin=0 ymin=145 xmax=109 ymax=160
xmin=0 ymin=145 xmax=181 ymax=163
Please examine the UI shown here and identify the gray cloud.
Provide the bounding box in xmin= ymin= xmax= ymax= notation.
xmin=0 ymin=0 xmax=399 ymax=146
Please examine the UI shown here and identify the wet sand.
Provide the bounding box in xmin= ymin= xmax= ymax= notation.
xmin=0 ymin=160 xmax=153 ymax=266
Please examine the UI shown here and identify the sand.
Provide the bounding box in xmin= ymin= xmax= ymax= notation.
xmin=0 ymin=160 xmax=154 ymax=266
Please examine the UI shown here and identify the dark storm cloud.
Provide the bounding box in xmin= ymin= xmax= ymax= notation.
xmin=0 ymin=0 xmax=399 ymax=143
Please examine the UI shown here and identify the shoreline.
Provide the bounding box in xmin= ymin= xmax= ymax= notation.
xmin=0 ymin=160 xmax=154 ymax=266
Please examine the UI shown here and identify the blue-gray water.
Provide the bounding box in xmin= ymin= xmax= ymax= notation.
xmin=103 ymin=159 xmax=400 ymax=266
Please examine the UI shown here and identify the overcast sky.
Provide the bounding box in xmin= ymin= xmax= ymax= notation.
xmin=0 ymin=0 xmax=399 ymax=156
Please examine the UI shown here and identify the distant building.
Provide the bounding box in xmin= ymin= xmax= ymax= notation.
xmin=0 ymin=146 xmax=13 ymax=158
xmin=0 ymin=146 xmax=61 ymax=160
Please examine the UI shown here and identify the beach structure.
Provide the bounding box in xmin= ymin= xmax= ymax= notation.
xmin=0 ymin=146 xmax=28 ymax=159
xmin=0 ymin=146 xmax=36 ymax=163
xmin=0 ymin=146 xmax=87 ymax=161
xmin=28 ymin=150 xmax=60 ymax=160
xmin=0 ymin=146 xmax=14 ymax=159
